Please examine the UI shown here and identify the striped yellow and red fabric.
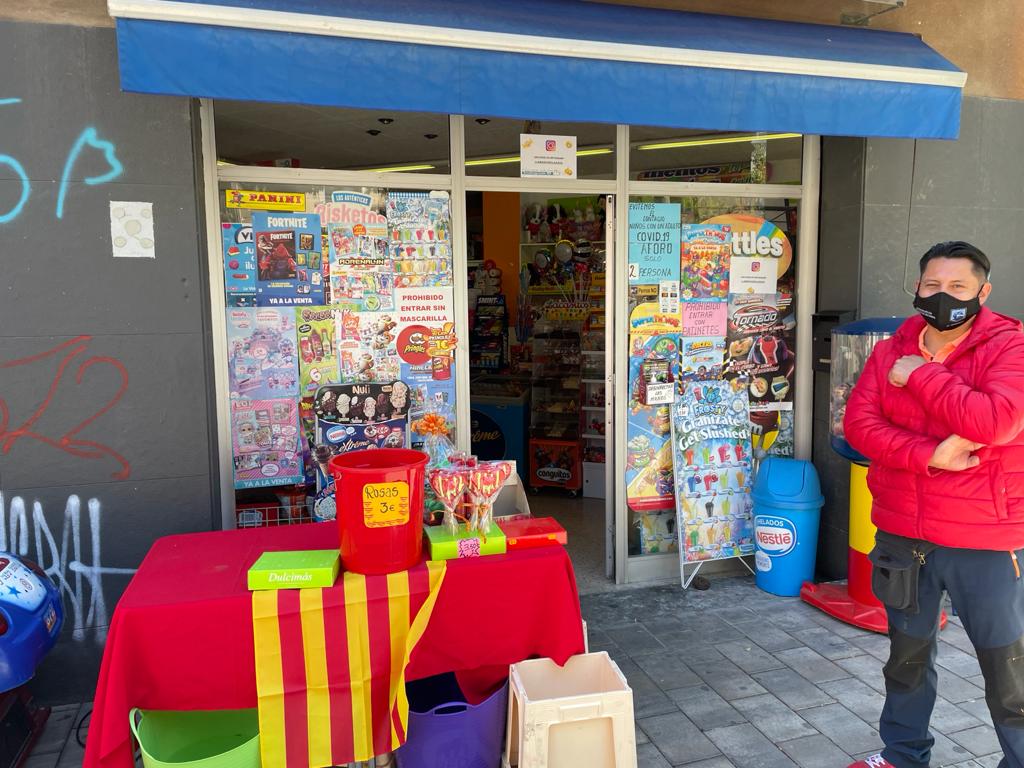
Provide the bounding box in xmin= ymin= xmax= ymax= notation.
xmin=251 ymin=561 xmax=446 ymax=768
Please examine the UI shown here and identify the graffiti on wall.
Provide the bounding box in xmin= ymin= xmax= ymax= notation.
xmin=0 ymin=492 xmax=137 ymax=642
xmin=0 ymin=97 xmax=123 ymax=223
xmin=0 ymin=336 xmax=131 ymax=480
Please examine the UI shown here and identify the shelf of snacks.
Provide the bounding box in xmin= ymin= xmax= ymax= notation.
xmin=580 ymin=308 xmax=607 ymax=500
xmin=528 ymin=320 xmax=582 ymax=494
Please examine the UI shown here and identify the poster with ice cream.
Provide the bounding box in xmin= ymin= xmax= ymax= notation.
xmin=670 ymin=380 xmax=755 ymax=570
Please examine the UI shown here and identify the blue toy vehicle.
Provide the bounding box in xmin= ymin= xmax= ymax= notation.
xmin=0 ymin=553 xmax=64 ymax=693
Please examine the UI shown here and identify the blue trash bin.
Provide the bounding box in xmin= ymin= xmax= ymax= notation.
xmin=752 ymin=458 xmax=824 ymax=597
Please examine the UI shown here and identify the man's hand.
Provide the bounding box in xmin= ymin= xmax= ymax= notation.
xmin=929 ymin=434 xmax=984 ymax=471
xmin=889 ymin=355 xmax=928 ymax=388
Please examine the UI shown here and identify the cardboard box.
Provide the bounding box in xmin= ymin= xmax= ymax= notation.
xmin=425 ymin=523 xmax=507 ymax=560
xmin=248 ymin=550 xmax=340 ymax=590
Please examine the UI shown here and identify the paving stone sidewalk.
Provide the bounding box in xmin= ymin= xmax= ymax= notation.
xmin=28 ymin=575 xmax=1002 ymax=768
xmin=580 ymin=576 xmax=1003 ymax=768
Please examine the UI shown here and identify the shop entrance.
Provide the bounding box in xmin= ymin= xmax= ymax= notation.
xmin=465 ymin=191 xmax=615 ymax=592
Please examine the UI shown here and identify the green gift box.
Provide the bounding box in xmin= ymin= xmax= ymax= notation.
xmin=424 ymin=523 xmax=507 ymax=560
xmin=247 ymin=550 xmax=340 ymax=591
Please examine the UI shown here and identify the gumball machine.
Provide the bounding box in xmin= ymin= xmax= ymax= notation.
xmin=801 ymin=317 xmax=905 ymax=632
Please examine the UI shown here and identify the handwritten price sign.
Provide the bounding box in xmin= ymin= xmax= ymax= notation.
xmin=362 ymin=481 xmax=410 ymax=527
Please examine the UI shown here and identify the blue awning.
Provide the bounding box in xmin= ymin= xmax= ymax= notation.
xmin=108 ymin=0 xmax=966 ymax=139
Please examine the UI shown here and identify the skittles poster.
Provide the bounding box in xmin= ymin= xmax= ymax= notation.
xmin=706 ymin=214 xmax=794 ymax=295
xmin=626 ymin=304 xmax=681 ymax=512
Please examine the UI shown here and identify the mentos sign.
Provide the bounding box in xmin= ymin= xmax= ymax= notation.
xmin=754 ymin=515 xmax=797 ymax=557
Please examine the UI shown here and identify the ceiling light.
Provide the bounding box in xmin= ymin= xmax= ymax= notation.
xmin=366 ymin=129 xmax=381 ymax=136
xmin=364 ymin=164 xmax=437 ymax=173
xmin=475 ymin=118 xmax=491 ymax=125
xmin=637 ymin=133 xmax=801 ymax=151
xmin=577 ymin=148 xmax=613 ymax=157
xmin=465 ymin=155 xmax=520 ymax=167
xmin=378 ymin=117 xmax=394 ymax=125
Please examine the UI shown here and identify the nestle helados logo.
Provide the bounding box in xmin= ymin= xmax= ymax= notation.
xmin=732 ymin=304 xmax=779 ymax=332
xmin=754 ymin=515 xmax=797 ymax=556
xmin=537 ymin=467 xmax=571 ymax=483
xmin=326 ymin=426 xmax=353 ymax=442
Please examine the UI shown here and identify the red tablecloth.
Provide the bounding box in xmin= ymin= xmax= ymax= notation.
xmin=84 ymin=523 xmax=584 ymax=768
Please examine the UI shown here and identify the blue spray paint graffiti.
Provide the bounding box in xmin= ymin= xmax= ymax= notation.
xmin=0 ymin=98 xmax=123 ymax=224
xmin=56 ymin=127 xmax=124 ymax=220
xmin=0 ymin=155 xmax=29 ymax=224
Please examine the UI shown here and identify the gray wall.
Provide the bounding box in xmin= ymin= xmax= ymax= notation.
xmin=0 ymin=22 xmax=217 ymax=702
xmin=814 ymin=96 xmax=1024 ymax=578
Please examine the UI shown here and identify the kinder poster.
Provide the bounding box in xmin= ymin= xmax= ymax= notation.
xmin=725 ymin=293 xmax=796 ymax=411
xmin=226 ymin=307 xmax=299 ymax=399
xmin=670 ymin=380 xmax=755 ymax=565
xmin=388 ymin=192 xmax=453 ymax=289
xmin=680 ymin=224 xmax=731 ymax=301
xmin=335 ymin=309 xmax=401 ymax=383
xmin=221 ymin=222 xmax=256 ymax=306
xmin=231 ymin=398 xmax=304 ymax=489
xmin=252 ymin=211 xmax=324 ymax=306
xmin=296 ymin=306 xmax=342 ymax=396
xmin=679 ymin=336 xmax=727 ymax=381
xmin=625 ymin=304 xmax=681 ymax=512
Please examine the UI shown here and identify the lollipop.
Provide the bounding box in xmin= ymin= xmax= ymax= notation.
xmin=467 ymin=461 xmax=513 ymax=535
xmin=429 ymin=467 xmax=468 ymax=535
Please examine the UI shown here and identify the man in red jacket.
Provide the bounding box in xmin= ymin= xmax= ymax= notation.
xmin=843 ymin=242 xmax=1024 ymax=768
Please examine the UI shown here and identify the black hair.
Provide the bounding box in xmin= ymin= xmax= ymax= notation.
xmin=919 ymin=241 xmax=991 ymax=282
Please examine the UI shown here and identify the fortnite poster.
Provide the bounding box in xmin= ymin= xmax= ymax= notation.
xmin=670 ymin=380 xmax=755 ymax=564
xmin=252 ymin=211 xmax=324 ymax=306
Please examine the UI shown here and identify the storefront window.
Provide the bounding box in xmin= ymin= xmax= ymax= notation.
xmin=629 ymin=128 xmax=803 ymax=185
xmin=214 ymin=101 xmax=450 ymax=173
xmin=218 ymin=181 xmax=457 ymax=526
xmin=464 ymin=116 xmax=615 ymax=179
xmin=624 ymin=196 xmax=800 ymax=567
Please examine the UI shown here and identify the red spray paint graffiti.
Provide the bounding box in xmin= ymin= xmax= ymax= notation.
xmin=0 ymin=336 xmax=130 ymax=479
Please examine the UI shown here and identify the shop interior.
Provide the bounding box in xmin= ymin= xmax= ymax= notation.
xmin=465 ymin=191 xmax=611 ymax=592
xmin=212 ymin=99 xmax=805 ymax=589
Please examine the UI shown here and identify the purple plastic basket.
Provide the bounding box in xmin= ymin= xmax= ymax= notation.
xmin=396 ymin=675 xmax=508 ymax=768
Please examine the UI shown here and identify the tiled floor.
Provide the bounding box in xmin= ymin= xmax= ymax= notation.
xmin=30 ymin=576 xmax=1004 ymax=768
xmin=581 ymin=577 xmax=1003 ymax=768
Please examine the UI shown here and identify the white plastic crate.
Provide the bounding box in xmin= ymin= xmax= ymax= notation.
xmin=505 ymin=652 xmax=636 ymax=768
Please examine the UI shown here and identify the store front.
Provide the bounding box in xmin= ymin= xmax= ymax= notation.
xmin=108 ymin=0 xmax=965 ymax=585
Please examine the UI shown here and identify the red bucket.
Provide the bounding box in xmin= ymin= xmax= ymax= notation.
xmin=329 ymin=449 xmax=429 ymax=575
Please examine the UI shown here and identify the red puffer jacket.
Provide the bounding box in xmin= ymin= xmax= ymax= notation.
xmin=843 ymin=307 xmax=1024 ymax=549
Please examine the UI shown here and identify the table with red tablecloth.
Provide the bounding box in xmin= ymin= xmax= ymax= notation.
xmin=83 ymin=522 xmax=585 ymax=768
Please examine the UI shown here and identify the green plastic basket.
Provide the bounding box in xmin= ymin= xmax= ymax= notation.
xmin=129 ymin=708 xmax=261 ymax=768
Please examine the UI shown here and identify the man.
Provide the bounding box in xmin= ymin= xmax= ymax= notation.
xmin=844 ymin=241 xmax=1024 ymax=768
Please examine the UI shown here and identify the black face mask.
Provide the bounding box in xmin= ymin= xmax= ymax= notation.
xmin=913 ymin=290 xmax=982 ymax=332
